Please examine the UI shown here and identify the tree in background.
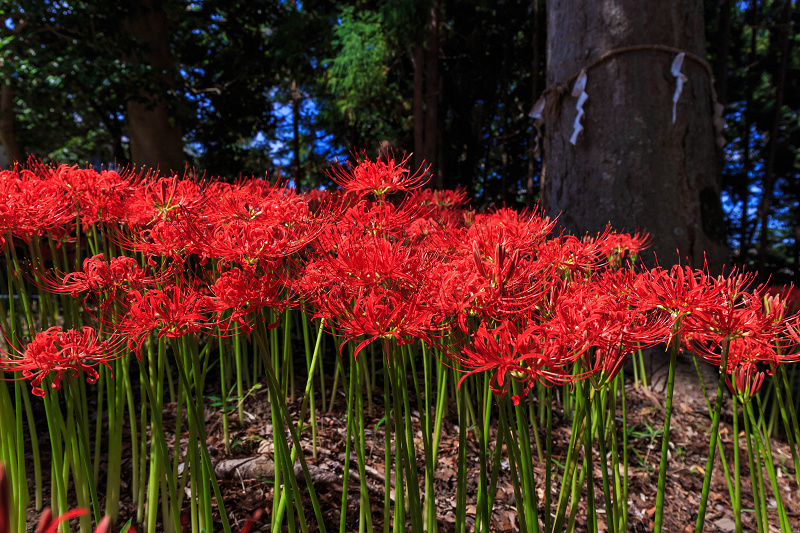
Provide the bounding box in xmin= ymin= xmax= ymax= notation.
xmin=1 ymin=0 xmax=798 ymax=277
xmin=540 ymin=0 xmax=729 ymax=270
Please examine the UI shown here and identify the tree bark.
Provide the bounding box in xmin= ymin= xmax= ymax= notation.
xmin=0 ymin=85 xmax=23 ymax=165
xmin=542 ymin=0 xmax=728 ymax=271
xmin=123 ymin=0 xmax=184 ymax=175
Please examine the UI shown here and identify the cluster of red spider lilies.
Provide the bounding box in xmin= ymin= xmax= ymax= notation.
xmin=0 ymin=155 xmax=798 ymax=533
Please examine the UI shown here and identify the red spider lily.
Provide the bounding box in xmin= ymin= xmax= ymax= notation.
xmin=0 ymin=168 xmax=75 ymax=241
xmin=326 ymin=289 xmax=437 ymax=360
xmin=36 ymin=164 xmax=139 ymax=228
xmin=116 ymin=285 xmax=210 ymax=356
xmin=407 ymin=186 xmax=470 ymax=210
xmin=465 ymin=207 xmax=554 ymax=259
xmin=632 ymin=263 xmax=724 ymax=345
xmin=0 ymin=327 xmax=125 ymax=397
xmin=33 ymin=253 xmax=174 ymax=310
xmin=206 ymin=266 xmax=289 ymax=334
xmin=549 ymin=271 xmax=668 ymax=387
xmin=452 ymin=320 xmax=586 ymax=405
xmin=116 ymin=174 xmax=204 ymax=226
xmin=595 ymin=229 xmax=652 ymax=269
xmin=183 ymin=180 xmax=331 ymax=268
xmin=328 ymin=152 xmax=429 ymax=200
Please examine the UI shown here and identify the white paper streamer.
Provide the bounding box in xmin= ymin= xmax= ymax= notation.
xmin=529 ymin=95 xmax=546 ymax=158
xmin=569 ymin=69 xmax=588 ymax=145
xmin=529 ymin=95 xmax=546 ymax=119
xmin=671 ymin=53 xmax=688 ymax=124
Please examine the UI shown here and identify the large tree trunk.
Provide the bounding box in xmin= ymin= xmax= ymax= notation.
xmin=123 ymin=0 xmax=184 ymax=175
xmin=542 ymin=0 xmax=728 ymax=271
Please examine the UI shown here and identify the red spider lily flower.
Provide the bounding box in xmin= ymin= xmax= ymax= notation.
xmin=632 ymin=263 xmax=724 ymax=346
xmin=206 ymin=267 xmax=289 ymax=335
xmin=452 ymin=320 xmax=587 ymax=405
xmin=595 ymin=229 xmax=652 ymax=269
xmin=0 ymin=168 xmax=75 ymax=241
xmin=550 ymin=271 xmax=668 ymax=387
xmin=184 ymin=180 xmax=331 ymax=268
xmin=328 ymin=152 xmax=429 ymax=201
xmin=33 ymin=253 xmax=174 ymax=310
xmin=0 ymin=327 xmax=125 ymax=397
xmin=117 ymin=174 xmax=204 ymax=226
xmin=116 ymin=285 xmax=210 ymax=356
xmin=324 ymin=289 xmax=437 ymax=361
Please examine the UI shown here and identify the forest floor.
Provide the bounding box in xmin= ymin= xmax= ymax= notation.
xmin=27 ymin=350 xmax=800 ymax=533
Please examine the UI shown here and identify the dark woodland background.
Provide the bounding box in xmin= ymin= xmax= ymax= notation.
xmin=0 ymin=0 xmax=797 ymax=280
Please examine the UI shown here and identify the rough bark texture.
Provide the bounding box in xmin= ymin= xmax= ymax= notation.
xmin=123 ymin=0 xmax=184 ymax=174
xmin=542 ymin=0 xmax=728 ymax=271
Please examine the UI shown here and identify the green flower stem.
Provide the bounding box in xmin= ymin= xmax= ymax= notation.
xmin=551 ymin=402 xmax=585 ymax=533
xmin=753 ymin=394 xmax=791 ymax=533
xmin=694 ymin=338 xmax=731 ymax=532
xmin=13 ymin=381 xmax=27 ymax=533
xmin=691 ymin=355 xmax=735 ymax=505
xmin=136 ymin=352 xmax=182 ymax=533
xmin=253 ymin=326 xmax=328 ymax=533
xmin=353 ymin=351 xmax=374 ymax=533
xmin=512 ymin=382 xmax=540 ymax=533
xmin=772 ymin=370 xmax=800 ymax=490
xmin=396 ymin=347 xmax=423 ymax=533
xmin=732 ymin=396 xmax=742 ymax=533
xmin=300 ymin=309 xmax=318 ymax=458
xmin=653 ymin=337 xmax=679 ymax=533
xmin=408 ymin=343 xmax=436 ymax=532
xmin=170 ymin=337 xmax=232 ymax=533
xmin=339 ymin=354 xmax=355 ymax=533
xmin=594 ymin=390 xmax=615 ymax=533
xmin=618 ymin=372 xmax=630 ymax=532
xmin=383 ymin=360 xmax=392 ymax=533
xmin=474 ymin=375 xmax=491 ymax=533
xmin=499 ymin=395 xmax=528 ymax=533
xmin=455 ymin=373 xmax=468 ymax=533
xmin=544 ymin=387 xmax=553 ymax=532
xmin=742 ymin=400 xmax=767 ymax=532
xmin=582 ymin=382 xmax=597 ymax=533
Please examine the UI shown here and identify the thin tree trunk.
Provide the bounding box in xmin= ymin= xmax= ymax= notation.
xmin=292 ymin=80 xmax=302 ymax=186
xmin=713 ymin=0 xmax=732 ymax=187
xmin=738 ymin=1 xmax=758 ymax=264
xmin=413 ymin=42 xmax=425 ymax=171
xmin=0 ymin=85 xmax=23 ymax=165
xmin=543 ymin=0 xmax=728 ymax=271
xmin=424 ymin=0 xmax=441 ymax=188
xmin=526 ymin=0 xmax=541 ymax=207
xmin=756 ymin=0 xmax=793 ymax=276
xmin=123 ymin=0 xmax=183 ymax=174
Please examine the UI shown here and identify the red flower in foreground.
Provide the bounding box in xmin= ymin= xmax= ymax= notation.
xmin=0 ymin=462 xmax=111 ymax=533
xmin=117 ymin=285 xmax=209 ymax=355
xmin=453 ymin=321 xmax=585 ymax=405
xmin=328 ymin=152 xmax=429 ymax=200
xmin=0 ymin=327 xmax=124 ymax=397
